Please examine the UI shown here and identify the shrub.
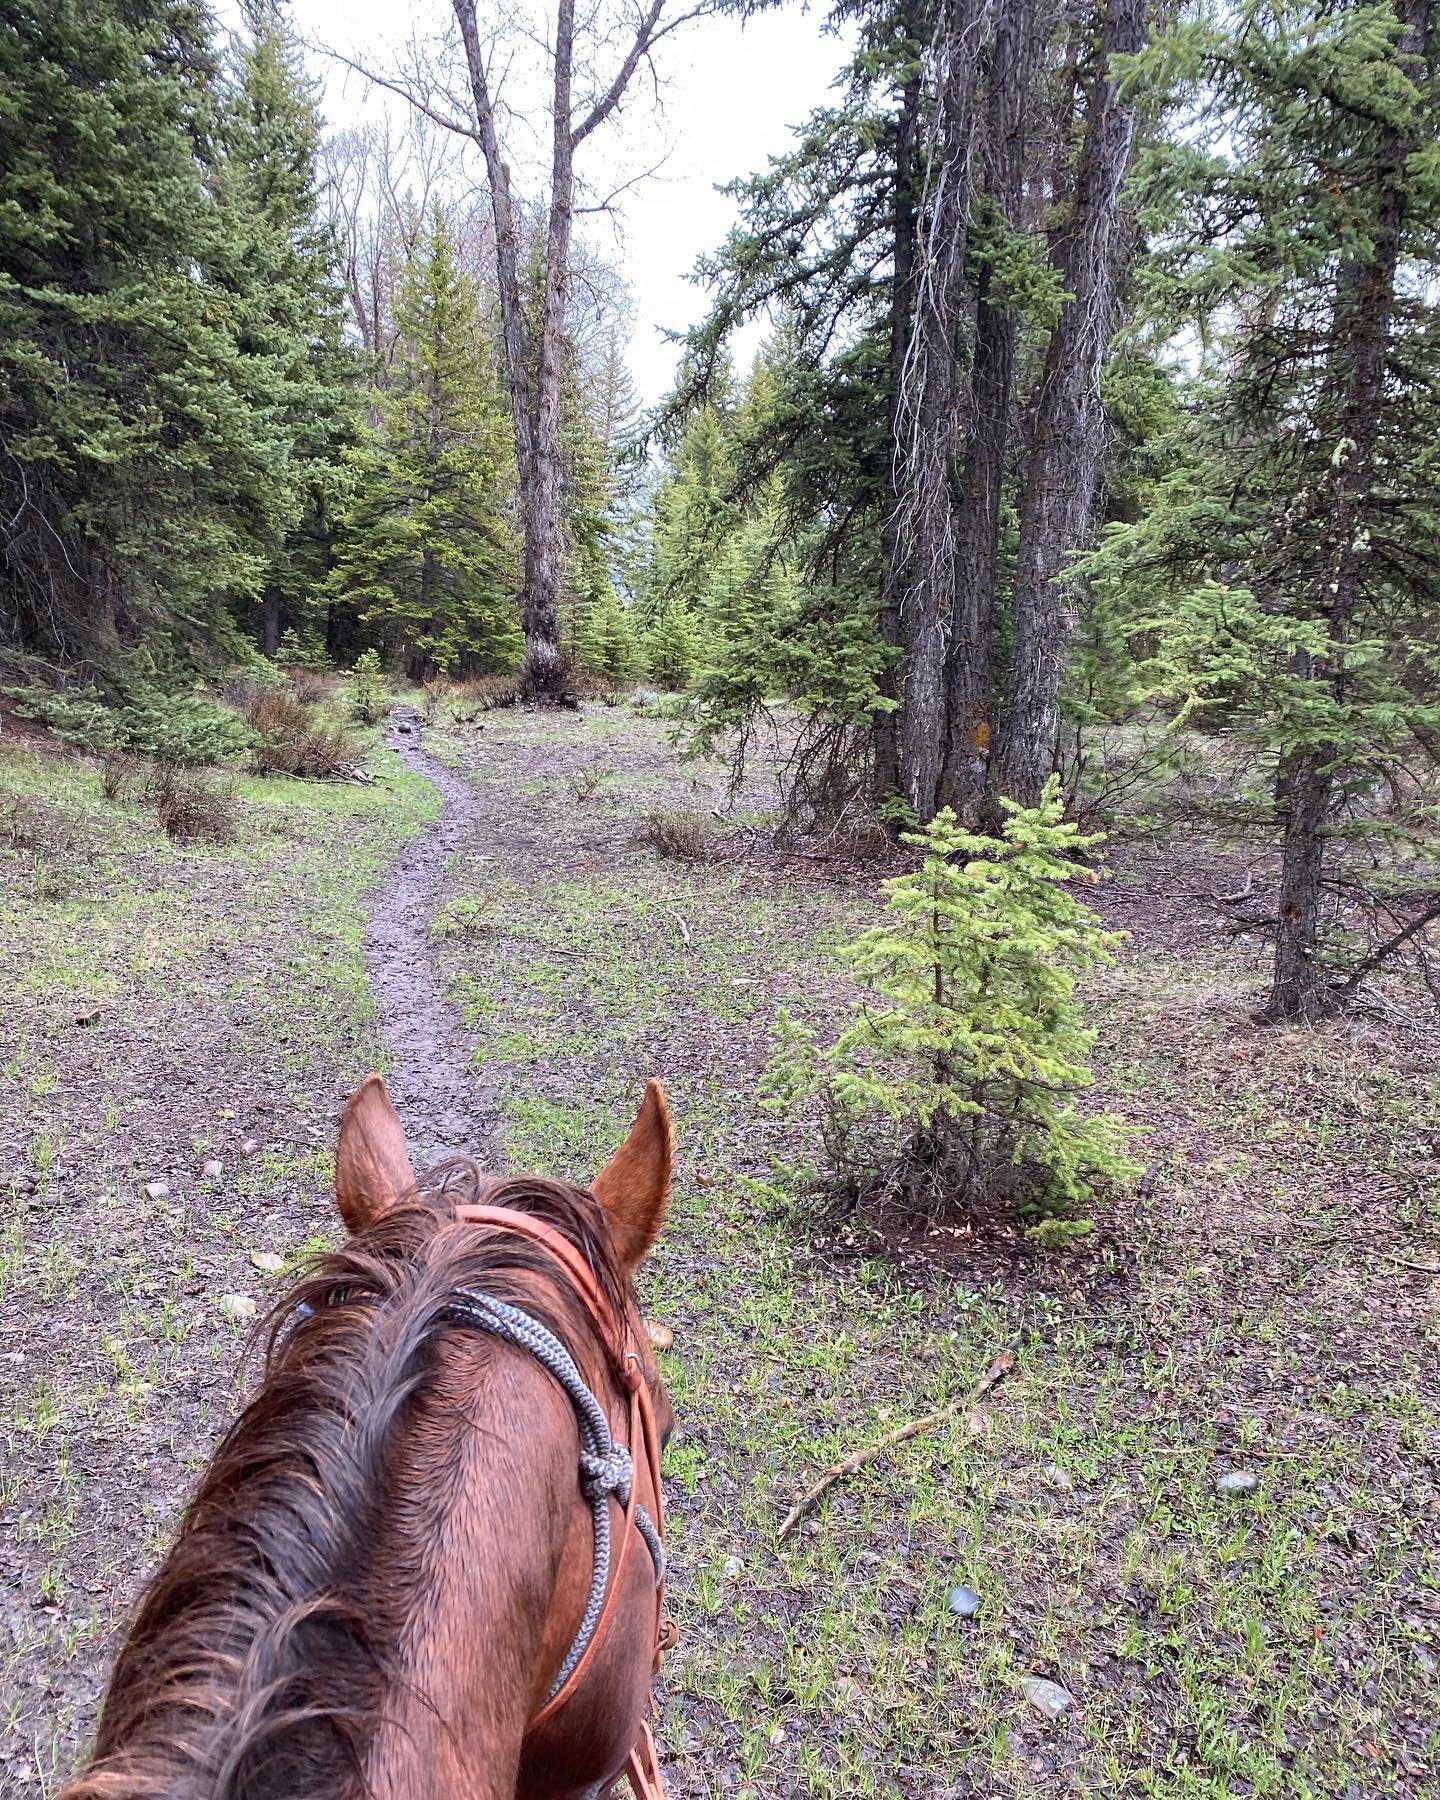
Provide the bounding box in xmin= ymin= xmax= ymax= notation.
xmin=245 ymin=691 xmax=357 ymax=780
xmin=641 ymin=809 xmax=708 ymax=860
xmin=350 ymin=650 xmax=388 ymax=725
xmin=761 ymin=782 xmax=1138 ymax=1232
xmin=4 ymin=683 xmax=252 ymax=764
xmin=147 ymin=763 xmax=237 ymax=844
xmin=570 ymin=760 xmax=610 ymax=801
xmin=100 ymin=751 xmax=136 ymax=803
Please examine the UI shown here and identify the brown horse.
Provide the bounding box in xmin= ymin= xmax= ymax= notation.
xmin=60 ymin=1075 xmax=677 ymax=1800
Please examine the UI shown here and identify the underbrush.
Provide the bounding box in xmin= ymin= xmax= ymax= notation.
xmin=244 ymin=690 xmax=357 ymax=779
xmin=640 ymin=808 xmax=710 ymax=859
xmin=147 ymin=762 xmax=237 ymax=844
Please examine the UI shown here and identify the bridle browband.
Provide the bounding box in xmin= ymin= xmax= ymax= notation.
xmin=450 ymin=1202 xmax=673 ymax=1799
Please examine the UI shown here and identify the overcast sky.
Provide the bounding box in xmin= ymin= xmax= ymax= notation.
xmin=222 ymin=2 xmax=850 ymax=403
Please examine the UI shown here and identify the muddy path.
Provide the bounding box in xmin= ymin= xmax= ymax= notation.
xmin=365 ymin=710 xmax=496 ymax=1162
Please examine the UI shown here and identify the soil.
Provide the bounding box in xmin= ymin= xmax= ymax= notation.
xmin=366 ymin=711 xmax=497 ymax=1162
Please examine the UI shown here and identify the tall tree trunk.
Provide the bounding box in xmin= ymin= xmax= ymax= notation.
xmin=450 ymin=0 xmax=673 ymax=701
xmin=261 ymin=590 xmax=281 ymax=657
xmin=989 ymin=0 xmax=1145 ymax=808
xmin=1265 ymin=0 xmax=1426 ymax=1022
xmin=874 ymin=51 xmax=923 ymax=807
xmin=938 ymin=0 xmax=1038 ymax=821
xmin=893 ymin=0 xmax=987 ymax=820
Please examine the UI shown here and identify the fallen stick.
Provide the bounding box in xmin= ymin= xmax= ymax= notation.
xmin=1377 ymin=1249 xmax=1440 ymax=1275
xmin=777 ymin=1348 xmax=1017 ymax=1542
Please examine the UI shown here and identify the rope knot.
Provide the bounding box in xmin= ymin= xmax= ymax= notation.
xmin=580 ymin=1445 xmax=633 ymax=1505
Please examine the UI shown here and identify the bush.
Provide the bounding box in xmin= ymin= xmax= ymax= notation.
xmin=641 ymin=809 xmax=708 ymax=860
xmin=100 ymin=750 xmax=136 ymax=803
xmin=570 ymin=760 xmax=610 ymax=800
xmin=5 ymin=683 xmax=252 ymax=764
xmin=350 ymin=650 xmax=388 ymax=725
xmin=245 ymin=691 xmax=357 ymax=779
xmin=147 ymin=763 xmax=237 ymax=844
xmin=761 ymin=782 xmax=1138 ymax=1232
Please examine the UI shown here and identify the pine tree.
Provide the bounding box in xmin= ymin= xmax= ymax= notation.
xmin=328 ymin=207 xmax=520 ymax=677
xmin=218 ymin=0 xmax=363 ymax=659
xmin=0 ymin=0 xmax=296 ymax=671
xmin=1089 ymin=0 xmax=1440 ymax=1019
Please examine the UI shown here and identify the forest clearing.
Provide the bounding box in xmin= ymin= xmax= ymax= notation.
xmin=3 ymin=699 xmax=1436 ymax=1796
xmin=4 ymin=0 xmax=1440 ymax=1795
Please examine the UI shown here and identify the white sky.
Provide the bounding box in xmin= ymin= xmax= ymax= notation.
xmin=222 ymin=2 xmax=850 ymax=403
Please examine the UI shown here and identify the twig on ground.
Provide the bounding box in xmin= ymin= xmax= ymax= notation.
xmin=670 ymin=911 xmax=692 ymax=948
xmin=1376 ymin=1249 xmax=1440 ymax=1275
xmin=777 ymin=1348 xmax=1017 ymax=1542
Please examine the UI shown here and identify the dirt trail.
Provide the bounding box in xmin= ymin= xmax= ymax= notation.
xmin=366 ymin=710 xmax=496 ymax=1162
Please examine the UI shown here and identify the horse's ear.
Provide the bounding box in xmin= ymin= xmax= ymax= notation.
xmin=335 ymin=1074 xmax=416 ymax=1233
xmin=592 ymin=1080 xmax=673 ymax=1273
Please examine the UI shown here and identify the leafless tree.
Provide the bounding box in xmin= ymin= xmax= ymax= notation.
xmin=334 ymin=0 xmax=713 ymax=699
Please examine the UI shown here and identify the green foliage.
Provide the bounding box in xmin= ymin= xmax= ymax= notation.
xmin=5 ymin=684 xmax=253 ymax=765
xmin=763 ymin=784 xmax=1137 ymax=1227
xmin=329 ymin=207 xmax=520 ymax=678
xmin=0 ymin=0 xmax=355 ymax=673
xmin=349 ymin=649 xmax=387 ymax=726
xmin=644 ymin=604 xmax=702 ymax=691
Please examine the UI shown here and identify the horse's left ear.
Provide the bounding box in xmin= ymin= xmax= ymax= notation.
xmin=592 ymin=1079 xmax=673 ymax=1273
xmin=335 ymin=1073 xmax=416 ymax=1233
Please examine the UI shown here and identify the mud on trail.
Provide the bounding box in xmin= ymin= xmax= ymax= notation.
xmin=365 ymin=710 xmax=497 ymax=1162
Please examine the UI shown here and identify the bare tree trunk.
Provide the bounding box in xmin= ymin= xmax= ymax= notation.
xmin=938 ymin=0 xmax=1037 ymax=821
xmin=447 ymin=0 xmax=680 ymax=700
xmin=1265 ymin=0 xmax=1426 ymax=1022
xmin=989 ymin=0 xmax=1145 ymax=808
xmin=874 ymin=50 xmax=922 ymax=807
xmin=893 ymin=0 xmax=987 ymax=820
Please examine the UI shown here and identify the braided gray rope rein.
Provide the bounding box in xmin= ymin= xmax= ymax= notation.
xmin=443 ymin=1288 xmax=664 ymax=1702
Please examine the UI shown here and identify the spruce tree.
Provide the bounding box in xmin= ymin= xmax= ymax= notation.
xmin=218 ymin=0 xmax=362 ymax=659
xmin=328 ymin=207 xmax=520 ymax=677
xmin=0 ymin=0 xmax=295 ymax=671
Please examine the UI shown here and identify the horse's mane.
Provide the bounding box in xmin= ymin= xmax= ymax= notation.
xmin=64 ymin=1162 xmax=624 ymax=1800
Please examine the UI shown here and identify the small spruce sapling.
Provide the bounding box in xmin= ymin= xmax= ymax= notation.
xmin=762 ymin=781 xmax=1137 ymax=1237
xmin=350 ymin=650 xmax=387 ymax=725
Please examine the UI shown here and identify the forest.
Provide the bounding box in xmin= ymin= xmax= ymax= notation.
xmin=2 ymin=0 xmax=1438 ymax=1796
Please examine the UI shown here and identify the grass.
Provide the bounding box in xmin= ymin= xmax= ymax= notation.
xmin=422 ymin=705 xmax=1439 ymax=1799
xmin=0 ymin=739 xmax=438 ymax=1791
xmin=4 ymin=707 xmax=1436 ymax=1798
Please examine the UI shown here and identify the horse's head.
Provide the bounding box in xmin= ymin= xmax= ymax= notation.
xmin=68 ymin=1077 xmax=679 ymax=1800
xmin=333 ymin=1069 xmax=677 ymax=1454
xmin=330 ymin=1073 xmax=678 ymax=1797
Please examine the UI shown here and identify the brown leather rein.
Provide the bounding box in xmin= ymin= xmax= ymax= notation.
xmin=455 ymin=1204 xmax=673 ymax=1800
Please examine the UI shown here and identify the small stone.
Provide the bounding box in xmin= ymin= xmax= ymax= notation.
xmin=1216 ymin=1469 xmax=1260 ymax=1498
xmin=218 ymin=1293 xmax=257 ymax=1323
xmin=241 ymin=1138 xmax=259 ymax=1155
xmin=646 ymin=1319 xmax=675 ymax=1352
xmin=144 ymin=1180 xmax=170 ymax=1201
xmin=721 ymin=1555 xmax=743 ymax=1582
xmin=203 ymin=1160 xmax=223 ymax=1182
xmin=249 ymin=1251 xmax=285 ymax=1274
xmin=947 ymin=1584 xmax=982 ymax=1619
xmin=1020 ymin=1676 xmax=1074 ymax=1721
xmin=1043 ymin=1464 xmax=1073 ymax=1491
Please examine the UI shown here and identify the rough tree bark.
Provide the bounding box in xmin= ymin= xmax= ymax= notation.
xmin=989 ymin=0 xmax=1146 ymax=808
xmin=873 ymin=45 xmax=923 ymax=807
xmin=892 ymin=0 xmax=988 ymax=819
xmin=1265 ymin=0 xmax=1427 ymax=1022
xmin=447 ymin=0 xmax=685 ymax=699
xmin=938 ymin=0 xmax=1038 ymax=821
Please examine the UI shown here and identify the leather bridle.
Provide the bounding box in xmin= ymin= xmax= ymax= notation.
xmin=454 ymin=1204 xmax=674 ymax=1800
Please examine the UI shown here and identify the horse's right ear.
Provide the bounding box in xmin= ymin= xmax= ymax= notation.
xmin=335 ymin=1074 xmax=416 ymax=1233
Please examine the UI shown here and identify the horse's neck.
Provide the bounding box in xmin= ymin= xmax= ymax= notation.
xmin=366 ymin=1346 xmax=580 ymax=1800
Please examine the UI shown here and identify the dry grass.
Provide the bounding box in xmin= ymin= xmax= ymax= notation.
xmin=147 ymin=762 xmax=237 ymax=844
xmin=245 ymin=691 xmax=357 ymax=780
xmin=640 ymin=808 xmax=709 ymax=859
